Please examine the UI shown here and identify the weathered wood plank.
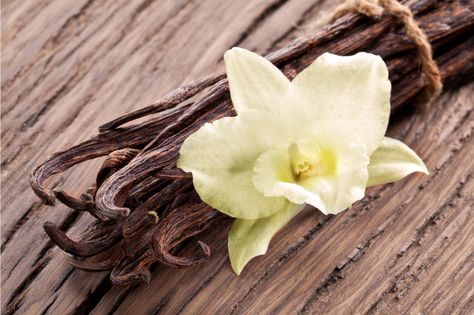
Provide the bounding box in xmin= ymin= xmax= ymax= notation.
xmin=87 ymin=84 xmax=472 ymax=315
xmin=2 ymin=0 xmax=473 ymax=314
xmin=2 ymin=0 xmax=328 ymax=313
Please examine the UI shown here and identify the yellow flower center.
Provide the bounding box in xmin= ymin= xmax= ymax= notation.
xmin=289 ymin=142 xmax=336 ymax=180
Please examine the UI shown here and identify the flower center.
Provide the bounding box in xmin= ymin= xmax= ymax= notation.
xmin=289 ymin=141 xmax=336 ymax=179
xmin=293 ymin=157 xmax=321 ymax=178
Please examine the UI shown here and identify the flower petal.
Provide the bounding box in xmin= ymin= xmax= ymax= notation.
xmin=296 ymin=166 xmax=368 ymax=214
xmin=178 ymin=110 xmax=292 ymax=219
xmin=253 ymin=130 xmax=369 ymax=214
xmin=224 ymin=47 xmax=290 ymax=114
xmin=288 ymin=52 xmax=391 ymax=155
xmin=367 ymin=137 xmax=429 ymax=186
xmin=228 ymin=203 xmax=305 ymax=275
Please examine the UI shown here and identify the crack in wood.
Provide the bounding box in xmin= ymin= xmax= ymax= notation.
xmin=365 ymin=173 xmax=473 ymax=314
xmin=230 ymin=215 xmax=334 ymax=315
xmin=39 ymin=296 xmax=58 ymax=315
xmin=1 ymin=0 xmax=98 ymax=100
xmin=1 ymin=0 xmax=55 ymax=45
xmin=1 ymin=175 xmax=64 ymax=255
xmin=3 ymin=255 xmax=52 ymax=315
xmin=232 ymin=0 xmax=291 ymax=48
xmin=266 ymin=0 xmax=335 ymax=50
xmin=175 ymin=249 xmax=228 ymax=314
xmin=2 ymin=208 xmax=83 ymax=313
xmin=1 ymin=203 xmax=39 ymax=253
xmin=20 ymin=74 xmax=80 ymax=132
xmin=73 ymin=278 xmax=113 ymax=315
xmin=53 ymin=268 xmax=76 ymax=295
xmin=3 ymin=1 xmax=125 ymax=121
xmin=297 ymin=215 xmax=390 ymax=314
xmin=151 ymin=293 xmax=172 ymax=315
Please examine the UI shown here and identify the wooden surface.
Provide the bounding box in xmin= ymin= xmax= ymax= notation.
xmin=1 ymin=0 xmax=473 ymax=314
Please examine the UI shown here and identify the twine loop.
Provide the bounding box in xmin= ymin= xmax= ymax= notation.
xmin=333 ymin=0 xmax=442 ymax=100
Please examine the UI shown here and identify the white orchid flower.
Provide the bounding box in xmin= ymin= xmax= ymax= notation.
xmin=178 ymin=48 xmax=428 ymax=275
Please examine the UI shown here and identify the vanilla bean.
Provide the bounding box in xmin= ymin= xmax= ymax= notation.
xmin=99 ymin=75 xmax=225 ymax=132
xmin=122 ymin=180 xmax=192 ymax=238
xmin=30 ymin=0 xmax=474 ymax=285
xmin=43 ymin=220 xmax=123 ymax=257
xmin=67 ymin=254 xmax=118 ymax=272
xmin=151 ymin=202 xmax=221 ymax=268
xmin=30 ymin=106 xmax=186 ymax=205
xmin=53 ymin=188 xmax=91 ymax=211
xmin=95 ymin=102 xmax=232 ymax=220
xmin=110 ymin=250 xmax=154 ymax=285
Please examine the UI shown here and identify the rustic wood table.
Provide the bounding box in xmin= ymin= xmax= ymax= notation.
xmin=2 ymin=0 xmax=473 ymax=314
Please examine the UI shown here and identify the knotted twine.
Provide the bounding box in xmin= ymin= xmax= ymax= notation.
xmin=332 ymin=0 xmax=443 ymax=100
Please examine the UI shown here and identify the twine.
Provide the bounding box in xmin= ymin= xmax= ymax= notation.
xmin=332 ymin=0 xmax=443 ymax=99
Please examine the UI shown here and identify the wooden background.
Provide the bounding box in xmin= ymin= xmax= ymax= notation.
xmin=1 ymin=0 xmax=473 ymax=314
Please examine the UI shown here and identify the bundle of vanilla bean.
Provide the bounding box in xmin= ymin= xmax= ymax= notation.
xmin=30 ymin=0 xmax=474 ymax=285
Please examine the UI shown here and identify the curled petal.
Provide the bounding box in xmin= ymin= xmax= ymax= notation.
xmin=367 ymin=137 xmax=429 ymax=186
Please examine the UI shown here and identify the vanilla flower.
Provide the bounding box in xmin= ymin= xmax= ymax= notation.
xmin=178 ymin=48 xmax=428 ymax=274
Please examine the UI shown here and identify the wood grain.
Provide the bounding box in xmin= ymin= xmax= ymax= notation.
xmin=1 ymin=0 xmax=473 ymax=314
